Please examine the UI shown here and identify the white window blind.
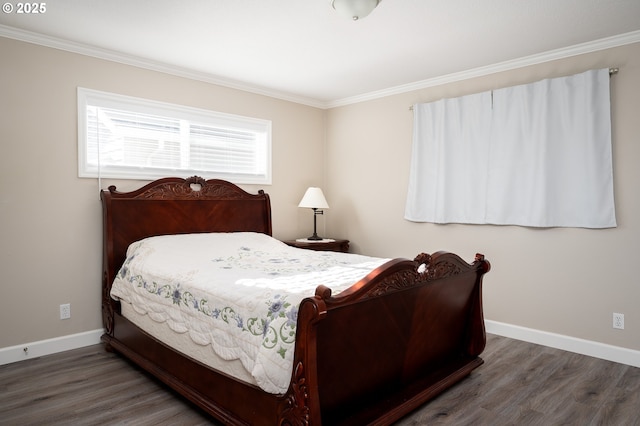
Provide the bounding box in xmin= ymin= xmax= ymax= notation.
xmin=405 ymin=69 xmax=616 ymax=228
xmin=78 ymin=88 xmax=271 ymax=184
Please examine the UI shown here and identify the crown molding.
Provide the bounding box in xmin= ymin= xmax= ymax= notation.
xmin=2 ymin=24 xmax=639 ymax=110
xmin=0 ymin=24 xmax=326 ymax=109
xmin=327 ymin=30 xmax=640 ymax=108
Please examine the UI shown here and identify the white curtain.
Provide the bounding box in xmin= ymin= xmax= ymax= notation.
xmin=405 ymin=92 xmax=493 ymax=224
xmin=405 ymin=68 xmax=616 ymax=228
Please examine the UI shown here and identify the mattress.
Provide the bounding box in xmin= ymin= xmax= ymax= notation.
xmin=121 ymin=302 xmax=256 ymax=385
xmin=111 ymin=232 xmax=388 ymax=394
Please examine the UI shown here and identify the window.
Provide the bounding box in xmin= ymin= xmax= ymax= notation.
xmin=78 ymin=88 xmax=272 ymax=184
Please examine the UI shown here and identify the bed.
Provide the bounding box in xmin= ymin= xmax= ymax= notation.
xmin=101 ymin=176 xmax=490 ymax=425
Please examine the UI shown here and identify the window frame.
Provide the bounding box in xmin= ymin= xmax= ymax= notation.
xmin=77 ymin=87 xmax=272 ymax=184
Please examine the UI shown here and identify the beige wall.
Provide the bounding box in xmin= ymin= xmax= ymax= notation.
xmin=325 ymin=42 xmax=640 ymax=352
xmin=1 ymin=35 xmax=638 ymax=355
xmin=0 ymin=37 xmax=326 ymax=347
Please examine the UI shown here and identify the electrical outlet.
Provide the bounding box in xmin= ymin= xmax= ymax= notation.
xmin=613 ymin=312 xmax=624 ymax=330
xmin=60 ymin=303 xmax=71 ymax=320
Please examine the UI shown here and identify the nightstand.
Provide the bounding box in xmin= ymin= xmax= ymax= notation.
xmin=283 ymin=239 xmax=350 ymax=253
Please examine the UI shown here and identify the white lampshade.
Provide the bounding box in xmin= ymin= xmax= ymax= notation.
xmin=298 ymin=187 xmax=329 ymax=209
xmin=330 ymin=0 xmax=380 ymax=20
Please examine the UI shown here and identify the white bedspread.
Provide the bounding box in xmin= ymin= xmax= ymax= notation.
xmin=110 ymin=232 xmax=388 ymax=394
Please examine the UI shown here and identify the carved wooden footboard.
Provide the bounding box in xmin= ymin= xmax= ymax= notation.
xmin=101 ymin=177 xmax=490 ymax=425
xmin=293 ymin=252 xmax=490 ymax=425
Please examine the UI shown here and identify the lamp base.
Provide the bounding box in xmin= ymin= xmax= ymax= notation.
xmin=307 ymin=234 xmax=323 ymax=241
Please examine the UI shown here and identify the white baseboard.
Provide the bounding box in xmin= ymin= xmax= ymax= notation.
xmin=485 ymin=320 xmax=640 ymax=368
xmin=0 ymin=329 xmax=103 ymax=366
xmin=2 ymin=324 xmax=639 ymax=370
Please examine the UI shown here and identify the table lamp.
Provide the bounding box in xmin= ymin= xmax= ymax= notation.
xmin=298 ymin=187 xmax=329 ymax=240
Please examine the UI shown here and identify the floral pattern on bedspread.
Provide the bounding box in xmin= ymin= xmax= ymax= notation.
xmin=110 ymin=232 xmax=388 ymax=394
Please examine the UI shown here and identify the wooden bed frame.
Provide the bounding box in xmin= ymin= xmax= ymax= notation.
xmin=101 ymin=176 xmax=490 ymax=425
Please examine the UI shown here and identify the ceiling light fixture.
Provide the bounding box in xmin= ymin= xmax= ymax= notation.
xmin=330 ymin=0 xmax=381 ymax=21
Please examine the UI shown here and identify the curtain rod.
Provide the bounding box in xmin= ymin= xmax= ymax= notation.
xmin=409 ymin=67 xmax=619 ymax=110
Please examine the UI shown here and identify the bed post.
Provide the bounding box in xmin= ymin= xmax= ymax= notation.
xmin=466 ymin=253 xmax=491 ymax=357
xmin=100 ymin=189 xmax=116 ymax=341
xmin=278 ymin=289 xmax=329 ymax=425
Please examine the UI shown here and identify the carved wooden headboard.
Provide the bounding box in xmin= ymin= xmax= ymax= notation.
xmin=101 ymin=176 xmax=272 ymax=293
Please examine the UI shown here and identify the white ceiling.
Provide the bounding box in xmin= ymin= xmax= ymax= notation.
xmin=1 ymin=0 xmax=640 ymax=108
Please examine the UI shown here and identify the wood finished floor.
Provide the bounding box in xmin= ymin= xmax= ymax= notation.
xmin=1 ymin=334 xmax=638 ymax=426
